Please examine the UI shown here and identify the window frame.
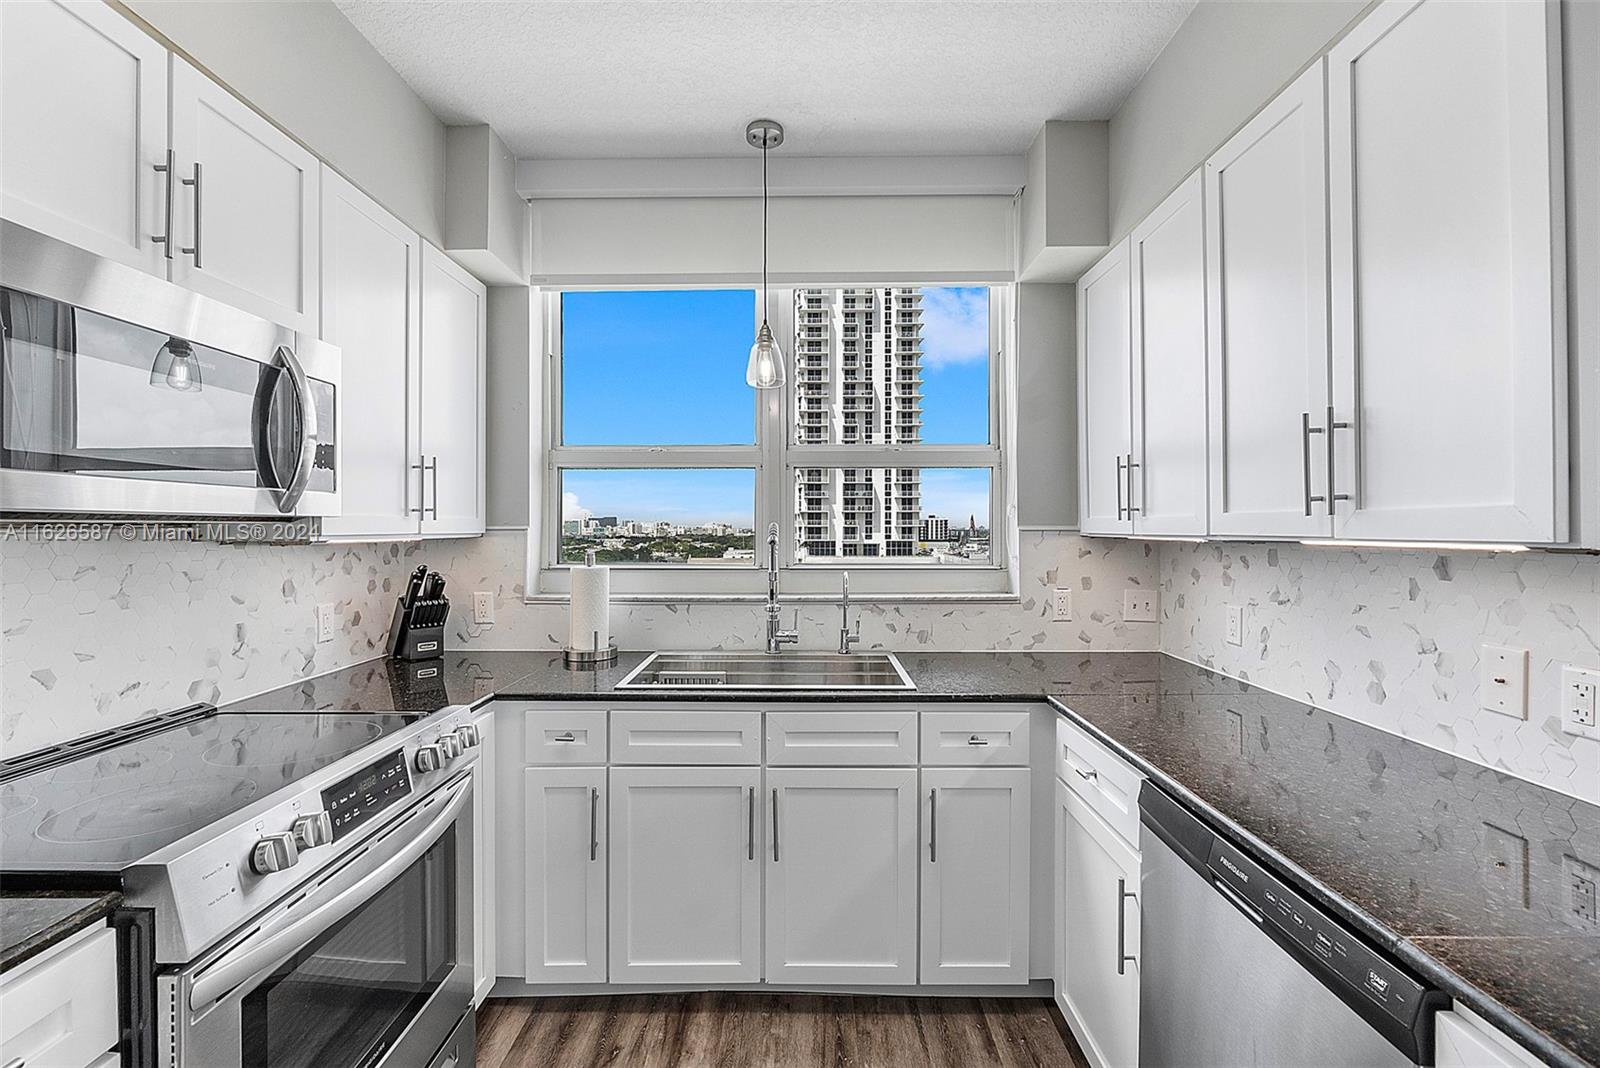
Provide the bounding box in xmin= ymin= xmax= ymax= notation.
xmin=533 ymin=283 xmax=1016 ymax=601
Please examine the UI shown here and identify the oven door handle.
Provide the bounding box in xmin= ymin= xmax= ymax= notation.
xmin=188 ymin=774 xmax=470 ymax=1013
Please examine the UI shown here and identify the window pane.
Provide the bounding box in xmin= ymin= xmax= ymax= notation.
xmin=559 ymin=469 xmax=755 ymax=564
xmin=792 ymin=467 xmax=991 ymax=564
xmin=791 ymin=287 xmax=989 ymax=447
xmin=562 ymin=290 xmax=756 ymax=445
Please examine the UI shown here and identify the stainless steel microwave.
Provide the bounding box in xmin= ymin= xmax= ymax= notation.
xmin=0 ymin=222 xmax=340 ymax=518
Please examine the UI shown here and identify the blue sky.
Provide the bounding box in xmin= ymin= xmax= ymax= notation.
xmin=561 ymin=288 xmax=991 ymax=526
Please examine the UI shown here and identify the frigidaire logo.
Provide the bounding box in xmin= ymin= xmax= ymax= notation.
xmin=1218 ymin=855 xmax=1250 ymax=883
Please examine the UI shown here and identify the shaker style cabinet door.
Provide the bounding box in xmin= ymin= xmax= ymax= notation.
xmin=523 ymin=766 xmax=607 ymax=983
xmin=168 ymin=59 xmax=321 ymax=332
xmin=1203 ymin=64 xmax=1333 ymax=539
xmin=608 ymin=766 xmax=761 ymax=984
xmin=319 ymin=167 xmax=423 ymax=539
xmin=765 ymin=768 xmax=918 ymax=985
xmin=1077 ymin=240 xmax=1134 ymax=536
xmin=418 ymin=244 xmax=487 ymax=537
xmin=0 ymin=0 xmax=169 ymax=275
xmin=1327 ymin=0 xmax=1566 ymax=543
xmin=1129 ymin=169 xmax=1209 ymax=537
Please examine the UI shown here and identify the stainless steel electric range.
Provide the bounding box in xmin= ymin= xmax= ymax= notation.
xmin=0 ymin=703 xmax=482 ymax=1068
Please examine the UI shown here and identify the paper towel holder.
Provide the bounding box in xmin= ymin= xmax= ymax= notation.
xmin=564 ymin=628 xmax=618 ymax=668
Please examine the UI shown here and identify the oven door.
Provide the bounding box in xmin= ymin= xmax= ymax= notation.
xmin=163 ymin=774 xmax=472 ymax=1068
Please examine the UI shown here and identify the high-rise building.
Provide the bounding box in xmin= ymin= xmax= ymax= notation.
xmin=919 ymin=514 xmax=950 ymax=543
xmin=793 ymin=288 xmax=923 ymax=558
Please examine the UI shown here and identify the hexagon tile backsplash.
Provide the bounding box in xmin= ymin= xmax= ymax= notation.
xmin=1159 ymin=542 xmax=1600 ymax=805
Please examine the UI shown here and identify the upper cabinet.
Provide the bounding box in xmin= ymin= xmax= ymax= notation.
xmin=1326 ymin=0 xmax=1567 ymax=543
xmin=418 ymin=245 xmax=487 ymax=537
xmin=1077 ymin=240 xmax=1134 ymax=536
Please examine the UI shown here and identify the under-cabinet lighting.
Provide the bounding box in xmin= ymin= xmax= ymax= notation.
xmin=1299 ymin=540 xmax=1530 ymax=553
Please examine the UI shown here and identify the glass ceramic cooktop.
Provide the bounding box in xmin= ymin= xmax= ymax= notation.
xmin=0 ymin=711 xmax=421 ymax=871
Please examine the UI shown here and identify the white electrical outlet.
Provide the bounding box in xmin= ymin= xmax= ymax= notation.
xmin=1561 ymin=666 xmax=1600 ymax=740
xmin=1123 ymin=589 xmax=1158 ymax=623
xmin=1479 ymin=645 xmax=1529 ymax=720
xmin=316 ymin=603 xmax=336 ymax=644
xmin=1052 ymin=588 xmax=1073 ymax=622
xmin=1225 ymin=605 xmax=1245 ymax=647
xmin=473 ymin=591 xmax=495 ymax=625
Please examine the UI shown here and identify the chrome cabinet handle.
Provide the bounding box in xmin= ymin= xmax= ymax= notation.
xmin=411 ymin=456 xmax=438 ymax=518
xmin=431 ymin=457 xmax=441 ymax=519
xmin=152 ymin=149 xmax=176 ymax=258
xmin=1073 ymin=766 xmax=1098 ymax=782
xmin=771 ymin=788 xmax=780 ymax=862
xmin=1125 ymin=455 xmax=1141 ymax=516
xmin=1115 ymin=454 xmax=1126 ymax=520
xmin=589 ymin=787 xmax=599 ymax=861
xmin=1117 ymin=877 xmax=1138 ymax=975
xmin=181 ymin=161 xmax=203 ymax=267
xmin=929 ymin=788 xmax=937 ymax=863
xmin=747 ymin=787 xmax=755 ymax=861
xmin=966 ymin=735 xmax=989 ymax=746
xmin=1301 ymin=412 xmax=1327 ymax=517
xmin=553 ymin=732 xmax=576 ymax=743
xmin=1326 ymin=405 xmax=1352 ymax=515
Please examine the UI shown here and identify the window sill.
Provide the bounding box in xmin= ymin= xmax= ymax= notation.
xmin=522 ymin=591 xmax=1022 ymax=606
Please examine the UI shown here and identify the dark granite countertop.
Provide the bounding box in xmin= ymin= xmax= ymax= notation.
xmin=225 ymin=650 xmax=1598 ymax=1066
xmin=0 ymin=890 xmax=121 ymax=973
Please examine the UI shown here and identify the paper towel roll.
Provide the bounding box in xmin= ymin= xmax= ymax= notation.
xmin=569 ymin=561 xmax=611 ymax=652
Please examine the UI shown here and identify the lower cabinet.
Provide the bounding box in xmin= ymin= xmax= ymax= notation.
xmin=1434 ymin=1008 xmax=1543 ymax=1068
xmin=523 ymin=766 xmax=607 ymax=982
xmin=1056 ymin=776 xmax=1141 ymax=1068
xmin=920 ymin=767 xmax=1031 ymax=984
xmin=608 ymin=765 xmax=762 ymax=984
xmin=471 ymin=710 xmax=496 ymax=1004
xmin=765 ymin=767 xmax=918 ymax=984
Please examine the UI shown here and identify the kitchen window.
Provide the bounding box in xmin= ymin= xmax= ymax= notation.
xmin=538 ymin=285 xmax=1013 ymax=599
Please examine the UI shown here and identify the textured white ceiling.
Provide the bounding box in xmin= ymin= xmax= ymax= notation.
xmin=333 ymin=0 xmax=1196 ymax=159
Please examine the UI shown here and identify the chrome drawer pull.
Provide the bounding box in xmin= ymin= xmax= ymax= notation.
xmin=1074 ymin=766 xmax=1099 ymax=782
xmin=966 ymin=735 xmax=989 ymax=746
xmin=553 ymin=732 xmax=576 ymax=743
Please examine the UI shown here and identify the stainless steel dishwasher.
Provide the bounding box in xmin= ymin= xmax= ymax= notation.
xmin=1138 ymin=783 xmax=1447 ymax=1067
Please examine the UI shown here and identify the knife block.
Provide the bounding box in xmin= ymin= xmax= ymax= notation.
xmin=386 ymin=596 xmax=449 ymax=661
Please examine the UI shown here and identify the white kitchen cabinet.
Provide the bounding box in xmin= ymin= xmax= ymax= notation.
xmin=0 ymin=0 xmax=168 ymax=275
xmin=608 ymin=765 xmax=761 ymax=984
xmin=1057 ymin=777 xmax=1140 ymax=1068
xmin=1435 ymin=1008 xmax=1543 ymax=1068
xmin=765 ymin=767 xmax=917 ymax=984
xmin=418 ymin=244 xmax=487 ymax=537
xmin=1077 ymin=239 xmax=1134 ymax=536
xmin=318 ymin=168 xmax=422 ymax=539
xmin=523 ymin=766 xmax=607 ymax=983
xmin=920 ymin=767 xmax=1030 ymax=985
xmin=472 ymin=710 xmax=497 ymax=1004
xmin=1204 ymin=64 xmax=1333 ymax=539
xmin=1129 ymin=170 xmax=1208 ymax=536
xmin=0 ymin=924 xmax=119 ymax=1068
xmin=168 ymin=59 xmax=320 ymax=333
xmin=1326 ymin=0 xmax=1566 ymax=543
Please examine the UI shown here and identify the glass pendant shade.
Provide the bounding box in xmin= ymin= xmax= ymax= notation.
xmin=150 ymin=337 xmax=202 ymax=392
xmin=746 ymin=320 xmax=786 ymax=389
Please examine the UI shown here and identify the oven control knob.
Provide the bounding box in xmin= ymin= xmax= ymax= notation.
xmin=250 ymin=832 xmax=299 ymax=875
xmin=414 ymin=743 xmax=445 ymax=774
xmin=453 ymin=724 xmax=480 ymax=749
xmin=292 ymin=811 xmax=333 ymax=849
xmin=437 ymin=734 xmax=462 ymax=761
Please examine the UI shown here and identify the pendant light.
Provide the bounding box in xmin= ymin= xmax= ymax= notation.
xmin=745 ymin=118 xmax=786 ymax=389
xmin=149 ymin=336 xmax=202 ymax=392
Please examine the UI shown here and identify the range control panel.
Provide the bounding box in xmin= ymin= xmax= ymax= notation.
xmin=323 ymin=748 xmax=411 ymax=842
xmin=1206 ymin=839 xmax=1426 ymax=1027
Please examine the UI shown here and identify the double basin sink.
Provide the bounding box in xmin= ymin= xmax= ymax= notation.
xmin=615 ymin=651 xmax=915 ymax=691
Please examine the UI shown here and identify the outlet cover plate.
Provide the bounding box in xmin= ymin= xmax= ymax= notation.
xmin=316 ymin=603 xmax=335 ymax=644
xmin=473 ymin=591 xmax=495 ymax=625
xmin=1560 ymin=666 xmax=1600 ymax=740
xmin=1052 ymin=588 xmax=1073 ymax=622
xmin=1123 ymin=588 xmax=1158 ymax=623
xmin=1481 ymin=823 xmax=1530 ymax=909
xmin=1562 ymin=855 xmax=1599 ymax=930
xmin=1225 ymin=605 xmax=1245 ymax=647
xmin=1479 ymin=645 xmax=1529 ymax=720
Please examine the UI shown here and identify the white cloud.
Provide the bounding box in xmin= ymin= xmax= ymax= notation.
xmin=919 ymin=287 xmax=989 ymax=369
xmin=561 ymin=491 xmax=592 ymax=521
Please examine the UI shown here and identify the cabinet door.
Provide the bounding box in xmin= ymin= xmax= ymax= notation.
xmin=0 ymin=0 xmax=168 ymax=274
xmin=920 ymin=767 xmax=1030 ymax=985
xmin=523 ymin=766 xmax=606 ymax=983
xmin=1204 ymin=64 xmax=1333 ymax=539
xmin=1327 ymin=0 xmax=1565 ymax=543
xmin=169 ymin=59 xmax=320 ymax=331
xmin=1130 ymin=170 xmax=1209 ymax=536
xmin=472 ymin=713 xmax=496 ymax=1004
xmin=608 ymin=766 xmax=761 ymax=984
xmin=765 ymin=768 xmax=917 ymax=985
xmin=1060 ymin=782 xmax=1140 ymax=1068
xmin=1077 ymin=240 xmax=1134 ymax=535
xmin=419 ymin=244 xmax=486 ymax=537
xmin=318 ymin=168 xmax=422 ymax=539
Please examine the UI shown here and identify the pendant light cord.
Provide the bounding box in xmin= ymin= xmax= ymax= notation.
xmin=761 ymin=142 xmax=770 ymax=326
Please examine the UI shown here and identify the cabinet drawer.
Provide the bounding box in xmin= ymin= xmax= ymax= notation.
xmin=610 ymin=710 xmax=761 ymax=765
xmin=920 ymin=709 xmax=1031 ymax=765
xmin=524 ymin=710 xmax=607 ymax=764
xmin=0 ymin=925 xmax=118 ymax=1068
xmin=766 ymin=710 xmax=917 ymax=766
xmin=1056 ymin=714 xmax=1143 ymax=846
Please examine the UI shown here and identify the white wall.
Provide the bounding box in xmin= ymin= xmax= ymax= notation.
xmin=121 ymin=0 xmax=448 ymax=245
xmin=1016 ymin=284 xmax=1076 ymax=529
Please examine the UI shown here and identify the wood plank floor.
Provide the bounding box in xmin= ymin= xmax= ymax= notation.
xmin=476 ymin=993 xmax=1091 ymax=1068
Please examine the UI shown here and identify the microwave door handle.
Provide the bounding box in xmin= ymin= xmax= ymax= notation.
xmin=187 ymin=774 xmax=470 ymax=1013
xmin=261 ymin=344 xmax=316 ymax=514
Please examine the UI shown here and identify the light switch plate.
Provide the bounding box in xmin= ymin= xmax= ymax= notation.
xmin=1052 ymin=588 xmax=1073 ymax=622
xmin=1560 ymin=666 xmax=1600 ymax=740
xmin=1479 ymin=645 xmax=1528 ymax=719
xmin=473 ymin=591 xmax=495 ymax=625
xmin=316 ymin=603 xmax=336 ymax=644
xmin=1225 ymin=605 xmax=1245 ymax=647
xmin=1123 ymin=589 xmax=1158 ymax=623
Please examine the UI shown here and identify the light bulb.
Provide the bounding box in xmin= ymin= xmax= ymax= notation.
xmin=150 ymin=337 xmax=202 ymax=392
xmin=746 ymin=320 xmax=786 ymax=389
xmin=166 ymin=353 xmax=196 ymax=391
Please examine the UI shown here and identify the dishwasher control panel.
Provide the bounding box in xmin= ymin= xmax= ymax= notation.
xmin=1207 ymin=839 xmax=1426 ymax=1027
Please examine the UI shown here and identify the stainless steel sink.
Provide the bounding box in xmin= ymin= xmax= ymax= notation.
xmin=614 ymin=651 xmax=915 ymax=691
